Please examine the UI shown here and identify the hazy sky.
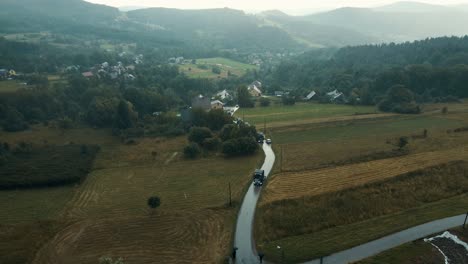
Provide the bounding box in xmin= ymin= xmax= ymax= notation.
xmin=86 ymin=0 xmax=468 ymax=14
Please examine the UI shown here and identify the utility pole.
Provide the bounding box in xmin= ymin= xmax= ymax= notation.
xmin=464 ymin=211 xmax=468 ymax=229
xmin=264 ymin=117 xmax=266 ymax=134
xmin=229 ymin=182 xmax=232 ymax=207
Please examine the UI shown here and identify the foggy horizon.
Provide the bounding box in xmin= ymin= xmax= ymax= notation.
xmin=85 ymin=0 xmax=468 ymax=14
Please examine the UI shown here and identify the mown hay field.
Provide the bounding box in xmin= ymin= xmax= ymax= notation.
xmin=256 ymin=161 xmax=468 ymax=263
xmin=0 ymin=126 xmax=263 ymax=264
xmin=33 ymin=210 xmax=233 ymax=264
xmin=254 ymin=102 xmax=468 ymax=263
xmin=262 ymin=146 xmax=468 ymax=204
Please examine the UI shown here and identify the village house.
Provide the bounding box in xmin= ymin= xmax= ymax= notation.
xmin=327 ymin=89 xmax=345 ymax=102
xmin=82 ymin=71 xmax=94 ymax=78
xmin=248 ymin=81 xmax=262 ymax=97
xmin=211 ymin=100 xmax=224 ymax=110
xmin=191 ymin=94 xmax=211 ymax=110
xmin=0 ymin=69 xmax=8 ymax=79
xmin=215 ymin=89 xmax=232 ymax=101
xmin=275 ymin=91 xmax=284 ymax=97
xmin=305 ymin=91 xmax=316 ymax=100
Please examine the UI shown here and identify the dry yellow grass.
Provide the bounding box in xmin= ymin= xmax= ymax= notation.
xmin=262 ymin=146 xmax=468 ymax=205
xmin=33 ymin=210 xmax=232 ymax=264
xmin=0 ymin=126 xmax=263 ymax=264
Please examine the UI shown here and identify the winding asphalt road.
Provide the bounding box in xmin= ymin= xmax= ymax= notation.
xmin=234 ymin=142 xmax=275 ymax=264
xmin=302 ymin=214 xmax=467 ymax=264
xmin=233 ymin=143 xmax=466 ymax=263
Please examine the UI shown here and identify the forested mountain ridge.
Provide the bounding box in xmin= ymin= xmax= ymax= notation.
xmin=3 ymin=0 xmax=468 ymax=53
xmin=265 ymin=36 xmax=468 ymax=111
xmin=303 ymin=5 xmax=468 ymax=43
xmin=126 ymin=8 xmax=303 ymax=52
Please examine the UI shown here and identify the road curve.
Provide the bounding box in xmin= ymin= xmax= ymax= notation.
xmin=234 ymin=143 xmax=275 ymax=264
xmin=302 ymin=214 xmax=467 ymax=264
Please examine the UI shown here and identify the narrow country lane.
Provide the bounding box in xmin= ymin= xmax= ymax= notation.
xmin=301 ymin=214 xmax=467 ymax=264
xmin=234 ymin=143 xmax=275 ymax=264
xmin=233 ymin=143 xmax=466 ymax=264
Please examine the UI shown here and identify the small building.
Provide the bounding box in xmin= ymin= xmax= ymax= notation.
xmin=216 ymin=89 xmax=232 ymax=100
xmin=0 ymin=69 xmax=7 ymax=79
xmin=248 ymin=84 xmax=262 ymax=97
xmin=192 ymin=94 xmax=211 ymax=110
xmin=275 ymin=91 xmax=284 ymax=97
xmin=252 ymin=80 xmax=262 ymax=88
xmin=327 ymin=90 xmax=344 ymax=101
xmin=305 ymin=91 xmax=316 ymax=100
xmin=82 ymin=71 xmax=94 ymax=78
xmin=211 ymin=100 xmax=224 ymax=110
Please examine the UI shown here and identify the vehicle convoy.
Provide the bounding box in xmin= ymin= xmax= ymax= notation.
xmin=253 ymin=169 xmax=265 ymax=186
xmin=257 ymin=132 xmax=265 ymax=143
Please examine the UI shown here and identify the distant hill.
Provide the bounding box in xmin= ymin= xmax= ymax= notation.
xmin=0 ymin=0 xmax=120 ymax=31
xmin=304 ymin=5 xmax=468 ymax=43
xmin=119 ymin=6 xmax=147 ymax=12
xmin=2 ymin=0 xmax=468 ymax=53
xmin=126 ymin=8 xmax=304 ymax=52
xmin=374 ymin=1 xmax=447 ymax=13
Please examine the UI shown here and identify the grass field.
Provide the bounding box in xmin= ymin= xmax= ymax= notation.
xmin=237 ymin=103 xmax=377 ymax=127
xmin=252 ymin=102 xmax=468 ymax=263
xmin=179 ymin=57 xmax=257 ymax=79
xmin=271 ymin=115 xmax=465 ymax=144
xmin=0 ymin=80 xmax=29 ymax=93
xmin=0 ymin=125 xmax=263 ymax=263
xmin=356 ymin=227 xmax=468 ymax=264
xmin=258 ymin=193 xmax=468 ymax=263
xmin=269 ymin=111 xmax=468 ymax=173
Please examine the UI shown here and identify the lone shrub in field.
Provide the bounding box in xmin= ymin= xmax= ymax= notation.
xmin=398 ymin=137 xmax=409 ymax=150
xmin=222 ymin=137 xmax=258 ymax=156
xmin=184 ymin=143 xmax=201 ymax=159
xmin=203 ymin=137 xmax=221 ymax=151
xmin=188 ymin=127 xmax=213 ymax=145
xmin=147 ymin=196 xmax=161 ymax=209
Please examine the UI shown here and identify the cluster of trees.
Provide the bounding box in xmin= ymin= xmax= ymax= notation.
xmin=263 ymin=36 xmax=468 ymax=112
xmin=184 ymin=120 xmax=259 ymax=158
xmin=0 ymin=57 xmax=252 ymax=136
xmin=0 ymin=143 xmax=99 ymax=189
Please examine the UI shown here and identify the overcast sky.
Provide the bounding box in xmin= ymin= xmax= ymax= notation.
xmin=85 ymin=0 xmax=468 ymax=14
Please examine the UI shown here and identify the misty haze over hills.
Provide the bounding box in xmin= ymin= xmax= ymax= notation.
xmin=2 ymin=0 xmax=468 ymax=50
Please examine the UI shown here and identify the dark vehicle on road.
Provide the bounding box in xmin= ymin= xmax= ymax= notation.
xmin=256 ymin=132 xmax=265 ymax=143
xmin=266 ymin=138 xmax=272 ymax=145
xmin=253 ymin=169 xmax=265 ymax=186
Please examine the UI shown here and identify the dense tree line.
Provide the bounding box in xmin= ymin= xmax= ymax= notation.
xmin=264 ymin=36 xmax=468 ymax=111
xmin=0 ymin=60 xmax=245 ymax=136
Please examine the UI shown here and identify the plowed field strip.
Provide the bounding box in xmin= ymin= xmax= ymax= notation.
xmin=262 ymin=146 xmax=468 ymax=204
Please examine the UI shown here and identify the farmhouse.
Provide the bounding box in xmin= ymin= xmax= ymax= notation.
xmin=216 ymin=89 xmax=232 ymax=100
xmin=327 ymin=89 xmax=344 ymax=101
xmin=305 ymin=91 xmax=316 ymax=100
xmin=0 ymin=69 xmax=7 ymax=79
xmin=192 ymin=94 xmax=211 ymax=110
xmin=248 ymin=81 xmax=262 ymax=97
xmin=211 ymin=100 xmax=224 ymax=110
xmin=82 ymin=71 xmax=94 ymax=78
